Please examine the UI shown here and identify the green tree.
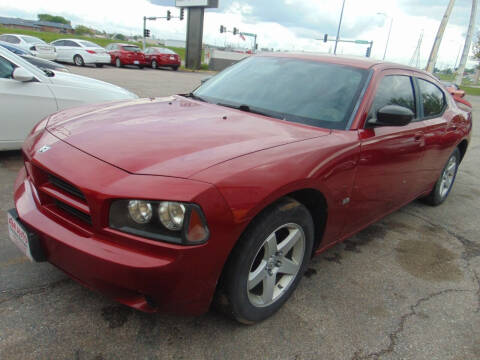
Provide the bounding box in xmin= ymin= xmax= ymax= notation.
xmin=37 ymin=14 xmax=71 ymax=25
xmin=75 ymin=25 xmax=95 ymax=35
xmin=113 ymin=33 xmax=126 ymax=41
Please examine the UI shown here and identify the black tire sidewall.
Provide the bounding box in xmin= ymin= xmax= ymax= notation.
xmin=225 ymin=198 xmax=314 ymax=323
xmin=74 ymin=55 xmax=84 ymax=66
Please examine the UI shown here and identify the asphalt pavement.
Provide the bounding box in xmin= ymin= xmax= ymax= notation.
xmin=0 ymin=66 xmax=479 ymax=360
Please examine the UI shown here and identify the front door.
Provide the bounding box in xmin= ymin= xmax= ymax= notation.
xmin=344 ymin=71 xmax=426 ymax=234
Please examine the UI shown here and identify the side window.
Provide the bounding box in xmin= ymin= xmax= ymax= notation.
xmin=64 ymin=40 xmax=80 ymax=47
xmin=418 ymin=79 xmax=445 ymax=118
xmin=9 ymin=36 xmax=21 ymax=44
xmin=53 ymin=40 xmax=64 ymax=46
xmin=368 ymin=75 xmax=416 ymax=120
xmin=0 ymin=56 xmax=15 ymax=79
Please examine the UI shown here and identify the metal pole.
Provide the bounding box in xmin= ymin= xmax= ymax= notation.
xmin=253 ymin=34 xmax=257 ymax=53
xmin=142 ymin=16 xmax=146 ymax=50
xmin=455 ymin=0 xmax=478 ymax=86
xmin=383 ymin=17 xmax=393 ymax=60
xmin=334 ymin=0 xmax=346 ymax=55
xmin=426 ymin=0 xmax=456 ymax=73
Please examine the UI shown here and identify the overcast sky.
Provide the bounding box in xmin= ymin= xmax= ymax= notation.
xmin=1 ymin=0 xmax=478 ymax=69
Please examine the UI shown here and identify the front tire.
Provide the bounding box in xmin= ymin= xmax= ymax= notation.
xmin=115 ymin=58 xmax=122 ymax=68
xmin=151 ymin=60 xmax=158 ymax=69
xmin=221 ymin=197 xmax=314 ymax=324
xmin=422 ymin=148 xmax=460 ymax=206
xmin=73 ymin=55 xmax=84 ymax=66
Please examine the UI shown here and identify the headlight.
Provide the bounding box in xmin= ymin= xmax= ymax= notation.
xmin=109 ymin=199 xmax=209 ymax=245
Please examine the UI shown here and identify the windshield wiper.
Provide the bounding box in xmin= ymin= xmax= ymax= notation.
xmin=216 ymin=103 xmax=282 ymax=120
xmin=183 ymin=92 xmax=208 ymax=103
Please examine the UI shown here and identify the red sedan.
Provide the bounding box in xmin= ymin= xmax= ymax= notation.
xmin=105 ymin=43 xmax=147 ymax=69
xmin=145 ymin=47 xmax=181 ymax=71
xmin=9 ymin=54 xmax=471 ymax=324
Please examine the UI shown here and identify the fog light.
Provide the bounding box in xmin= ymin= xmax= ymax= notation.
xmin=128 ymin=200 xmax=152 ymax=224
xmin=158 ymin=202 xmax=185 ymax=230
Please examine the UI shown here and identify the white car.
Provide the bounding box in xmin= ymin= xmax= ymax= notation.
xmin=0 ymin=34 xmax=56 ymax=61
xmin=0 ymin=47 xmax=138 ymax=150
xmin=51 ymin=39 xmax=111 ymax=67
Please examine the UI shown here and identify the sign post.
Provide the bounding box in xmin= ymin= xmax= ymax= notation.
xmin=176 ymin=0 xmax=219 ymax=69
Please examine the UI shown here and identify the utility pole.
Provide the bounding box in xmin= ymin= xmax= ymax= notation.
xmin=142 ymin=16 xmax=146 ymax=50
xmin=334 ymin=0 xmax=346 ymax=55
xmin=455 ymin=0 xmax=478 ymax=86
xmin=409 ymin=30 xmax=424 ymax=68
xmin=426 ymin=0 xmax=456 ymax=73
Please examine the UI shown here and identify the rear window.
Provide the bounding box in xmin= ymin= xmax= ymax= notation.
xmin=158 ymin=48 xmax=176 ymax=54
xmin=78 ymin=40 xmax=101 ymax=48
xmin=21 ymin=36 xmax=46 ymax=44
xmin=122 ymin=46 xmax=141 ymax=52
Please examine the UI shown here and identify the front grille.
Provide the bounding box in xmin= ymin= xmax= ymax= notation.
xmin=48 ymin=174 xmax=86 ymax=200
xmin=55 ymin=200 xmax=92 ymax=224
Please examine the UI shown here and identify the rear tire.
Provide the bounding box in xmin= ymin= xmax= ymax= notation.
xmin=95 ymin=64 xmax=104 ymax=68
xmin=115 ymin=58 xmax=122 ymax=68
xmin=73 ymin=55 xmax=84 ymax=67
xmin=421 ymin=148 xmax=460 ymax=206
xmin=151 ymin=60 xmax=158 ymax=69
xmin=172 ymin=66 xmax=179 ymax=71
xmin=219 ymin=197 xmax=314 ymax=324
xmin=138 ymin=65 xmax=144 ymax=69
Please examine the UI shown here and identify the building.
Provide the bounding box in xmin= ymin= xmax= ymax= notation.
xmin=0 ymin=16 xmax=73 ymax=33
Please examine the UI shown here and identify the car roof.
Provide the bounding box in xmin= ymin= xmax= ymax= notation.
xmin=257 ymin=52 xmax=431 ymax=75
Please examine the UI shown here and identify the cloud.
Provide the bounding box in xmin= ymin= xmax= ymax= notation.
xmin=399 ymin=0 xmax=476 ymax=27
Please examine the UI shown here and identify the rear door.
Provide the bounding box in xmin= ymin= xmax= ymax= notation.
xmin=345 ymin=70 xmax=427 ymax=233
xmin=414 ymin=76 xmax=460 ymax=190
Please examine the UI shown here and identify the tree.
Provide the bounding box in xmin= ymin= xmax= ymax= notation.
xmin=75 ymin=25 xmax=95 ymax=36
xmin=113 ymin=33 xmax=126 ymax=41
xmin=37 ymin=14 xmax=71 ymax=25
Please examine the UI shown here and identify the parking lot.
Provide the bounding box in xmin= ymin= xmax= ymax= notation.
xmin=1 ymin=66 xmax=479 ymax=360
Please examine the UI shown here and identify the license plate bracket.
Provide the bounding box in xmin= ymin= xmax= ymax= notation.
xmin=7 ymin=209 xmax=46 ymax=262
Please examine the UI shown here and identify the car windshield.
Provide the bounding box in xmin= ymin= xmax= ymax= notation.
xmin=193 ymin=56 xmax=368 ymax=130
xmin=123 ymin=46 xmax=141 ymax=52
xmin=78 ymin=40 xmax=101 ymax=48
xmin=21 ymin=36 xmax=46 ymax=44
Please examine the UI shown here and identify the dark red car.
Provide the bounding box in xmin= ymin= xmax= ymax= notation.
xmin=9 ymin=54 xmax=471 ymax=324
xmin=144 ymin=47 xmax=181 ymax=71
xmin=105 ymin=43 xmax=147 ymax=69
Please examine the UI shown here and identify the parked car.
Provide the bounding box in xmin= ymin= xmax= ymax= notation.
xmin=0 ymin=40 xmax=68 ymax=72
xmin=0 ymin=47 xmax=137 ymax=150
xmin=50 ymin=39 xmax=110 ymax=67
xmin=144 ymin=47 xmax=181 ymax=70
xmin=105 ymin=43 xmax=147 ymax=68
xmin=8 ymin=54 xmax=471 ymax=324
xmin=0 ymin=34 xmax=56 ymax=60
xmin=441 ymin=81 xmax=466 ymax=98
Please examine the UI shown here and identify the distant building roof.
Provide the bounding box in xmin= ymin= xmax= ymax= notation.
xmin=0 ymin=16 xmax=72 ymax=30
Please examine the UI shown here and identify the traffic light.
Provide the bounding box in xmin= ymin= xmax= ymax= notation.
xmin=144 ymin=29 xmax=150 ymax=38
xmin=366 ymin=46 xmax=371 ymax=58
xmin=220 ymin=25 xmax=225 ymax=33
xmin=323 ymin=34 xmax=328 ymax=43
xmin=180 ymin=8 xmax=185 ymax=21
xmin=233 ymin=27 xmax=238 ymax=35
xmin=167 ymin=10 xmax=171 ymax=21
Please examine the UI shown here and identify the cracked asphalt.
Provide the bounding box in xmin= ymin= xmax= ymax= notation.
xmin=1 ymin=67 xmax=479 ymax=360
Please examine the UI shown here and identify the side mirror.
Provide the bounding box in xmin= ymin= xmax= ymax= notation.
xmin=12 ymin=67 xmax=35 ymax=82
xmin=368 ymin=105 xmax=414 ymax=127
xmin=201 ymin=76 xmax=212 ymax=84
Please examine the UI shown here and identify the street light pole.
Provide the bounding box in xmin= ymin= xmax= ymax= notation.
xmin=334 ymin=0 xmax=346 ymax=55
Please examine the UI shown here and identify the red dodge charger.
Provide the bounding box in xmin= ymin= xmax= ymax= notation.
xmin=8 ymin=54 xmax=472 ymax=323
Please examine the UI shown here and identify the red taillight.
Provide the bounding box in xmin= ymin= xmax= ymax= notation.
xmin=86 ymin=50 xmax=96 ymax=54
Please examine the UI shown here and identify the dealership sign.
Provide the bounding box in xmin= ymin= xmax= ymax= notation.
xmin=175 ymin=0 xmax=218 ymax=7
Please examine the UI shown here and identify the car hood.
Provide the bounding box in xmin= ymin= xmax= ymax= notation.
xmin=46 ymin=96 xmax=330 ymax=178
xmin=47 ymin=71 xmax=137 ymax=98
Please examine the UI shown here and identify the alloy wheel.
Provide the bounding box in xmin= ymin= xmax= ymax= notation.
xmin=247 ymin=223 xmax=305 ymax=307
xmin=439 ymin=155 xmax=457 ymax=199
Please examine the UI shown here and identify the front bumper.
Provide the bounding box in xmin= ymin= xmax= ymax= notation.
xmin=14 ymin=132 xmax=239 ymax=315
